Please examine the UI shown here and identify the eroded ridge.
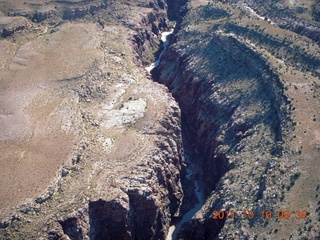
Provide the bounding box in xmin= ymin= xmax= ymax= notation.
xmin=154 ymin=1 xmax=319 ymax=239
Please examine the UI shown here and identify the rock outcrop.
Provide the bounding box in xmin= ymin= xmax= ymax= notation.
xmin=61 ymin=2 xmax=107 ymax=20
xmin=0 ymin=16 xmax=31 ymax=37
xmin=167 ymin=0 xmax=188 ymax=21
xmin=4 ymin=0 xmax=107 ymax=22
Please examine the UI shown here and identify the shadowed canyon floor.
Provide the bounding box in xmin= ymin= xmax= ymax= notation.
xmin=0 ymin=0 xmax=319 ymax=239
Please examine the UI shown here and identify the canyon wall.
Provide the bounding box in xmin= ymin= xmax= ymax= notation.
xmin=153 ymin=1 xmax=319 ymax=239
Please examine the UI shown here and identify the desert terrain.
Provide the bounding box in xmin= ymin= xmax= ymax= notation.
xmin=0 ymin=0 xmax=319 ymax=239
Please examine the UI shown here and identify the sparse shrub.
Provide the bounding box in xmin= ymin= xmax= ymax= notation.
xmin=290 ymin=172 xmax=301 ymax=186
xmin=280 ymin=190 xmax=285 ymax=201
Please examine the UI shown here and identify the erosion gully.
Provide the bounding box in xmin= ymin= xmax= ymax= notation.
xmin=146 ymin=30 xmax=206 ymax=240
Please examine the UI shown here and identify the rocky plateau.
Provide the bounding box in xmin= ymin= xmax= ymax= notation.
xmin=0 ymin=0 xmax=319 ymax=239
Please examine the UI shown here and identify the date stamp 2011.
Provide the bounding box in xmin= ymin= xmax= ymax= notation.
xmin=212 ymin=209 xmax=308 ymax=220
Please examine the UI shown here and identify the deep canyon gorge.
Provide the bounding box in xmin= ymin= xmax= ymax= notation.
xmin=0 ymin=0 xmax=319 ymax=239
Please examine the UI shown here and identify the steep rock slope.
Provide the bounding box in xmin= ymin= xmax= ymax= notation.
xmin=154 ymin=0 xmax=319 ymax=239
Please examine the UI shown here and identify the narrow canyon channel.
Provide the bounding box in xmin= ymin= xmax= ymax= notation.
xmin=166 ymin=120 xmax=206 ymax=240
xmin=145 ymin=30 xmax=174 ymax=73
xmin=147 ymin=30 xmax=206 ymax=240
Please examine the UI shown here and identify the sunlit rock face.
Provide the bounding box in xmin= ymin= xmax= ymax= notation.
xmin=0 ymin=0 xmax=186 ymax=239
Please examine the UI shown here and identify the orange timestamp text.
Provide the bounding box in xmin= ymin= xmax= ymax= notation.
xmin=212 ymin=209 xmax=308 ymax=220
